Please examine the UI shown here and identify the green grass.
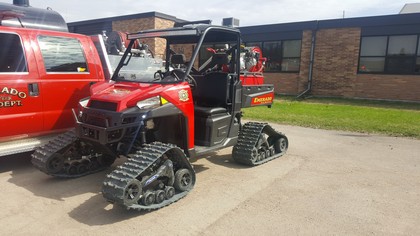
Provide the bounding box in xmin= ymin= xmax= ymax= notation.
xmin=243 ymin=97 xmax=420 ymax=139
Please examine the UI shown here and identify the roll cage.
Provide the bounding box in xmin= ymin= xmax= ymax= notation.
xmin=111 ymin=24 xmax=242 ymax=83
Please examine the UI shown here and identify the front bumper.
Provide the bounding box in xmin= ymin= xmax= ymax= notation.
xmin=72 ymin=108 xmax=143 ymax=145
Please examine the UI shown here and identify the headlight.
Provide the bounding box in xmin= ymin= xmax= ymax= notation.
xmin=79 ymin=97 xmax=90 ymax=108
xmin=77 ymin=98 xmax=90 ymax=119
xmin=136 ymin=96 xmax=161 ymax=109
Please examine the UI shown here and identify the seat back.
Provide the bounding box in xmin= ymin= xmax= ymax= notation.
xmin=211 ymin=53 xmax=229 ymax=68
xmin=193 ymin=72 xmax=231 ymax=107
xmin=171 ymin=54 xmax=186 ymax=68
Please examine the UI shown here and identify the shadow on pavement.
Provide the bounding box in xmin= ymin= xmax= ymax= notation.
xmin=68 ymin=194 xmax=146 ymax=225
xmin=0 ymin=152 xmax=33 ymax=173
xmin=5 ymin=152 xmax=115 ymax=201
xmin=200 ymin=152 xmax=250 ymax=170
xmin=3 ymin=149 xmax=247 ymax=225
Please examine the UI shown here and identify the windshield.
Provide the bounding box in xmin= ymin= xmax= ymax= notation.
xmin=110 ymin=54 xmax=163 ymax=82
xmin=113 ymin=38 xmax=199 ymax=83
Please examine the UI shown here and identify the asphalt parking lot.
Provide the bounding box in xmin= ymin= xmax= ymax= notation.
xmin=1 ymin=124 xmax=419 ymax=235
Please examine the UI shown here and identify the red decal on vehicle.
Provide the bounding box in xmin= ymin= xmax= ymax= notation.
xmin=251 ymin=93 xmax=274 ymax=105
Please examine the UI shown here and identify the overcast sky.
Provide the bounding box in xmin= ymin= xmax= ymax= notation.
xmin=24 ymin=0 xmax=412 ymax=26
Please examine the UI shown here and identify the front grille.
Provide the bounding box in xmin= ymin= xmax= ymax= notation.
xmin=89 ymin=100 xmax=118 ymax=111
xmin=81 ymin=127 xmax=100 ymax=140
xmin=81 ymin=113 xmax=109 ymax=127
xmin=122 ymin=116 xmax=137 ymax=124
xmin=87 ymin=116 xmax=108 ymax=127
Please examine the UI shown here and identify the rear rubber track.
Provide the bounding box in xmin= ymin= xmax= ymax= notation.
xmin=232 ymin=122 xmax=288 ymax=166
xmin=31 ymin=129 xmax=113 ymax=178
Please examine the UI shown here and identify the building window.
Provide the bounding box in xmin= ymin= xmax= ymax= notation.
xmin=359 ymin=35 xmax=420 ymax=74
xmin=359 ymin=36 xmax=386 ymax=72
xmin=282 ymin=40 xmax=301 ymax=72
xmin=38 ymin=36 xmax=88 ymax=73
xmin=263 ymin=41 xmax=281 ymax=72
xmin=246 ymin=40 xmax=301 ymax=72
xmin=0 ymin=33 xmax=27 ymax=73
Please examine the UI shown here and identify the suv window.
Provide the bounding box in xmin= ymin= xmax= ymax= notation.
xmin=38 ymin=36 xmax=89 ymax=73
xmin=0 ymin=33 xmax=27 ymax=73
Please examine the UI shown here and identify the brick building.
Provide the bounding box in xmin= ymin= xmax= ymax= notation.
xmin=240 ymin=14 xmax=420 ymax=102
xmin=69 ymin=12 xmax=420 ymax=102
xmin=68 ymin=12 xmax=187 ymax=58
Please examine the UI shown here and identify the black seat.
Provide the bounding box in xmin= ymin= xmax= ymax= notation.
xmin=171 ymin=54 xmax=186 ymax=68
xmin=193 ymin=72 xmax=231 ymax=107
xmin=199 ymin=52 xmax=229 ymax=73
xmin=211 ymin=52 xmax=229 ymax=71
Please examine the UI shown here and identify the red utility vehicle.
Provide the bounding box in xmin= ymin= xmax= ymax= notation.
xmin=32 ymin=24 xmax=289 ymax=211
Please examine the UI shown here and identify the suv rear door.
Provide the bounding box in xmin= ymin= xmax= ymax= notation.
xmin=32 ymin=32 xmax=104 ymax=132
xmin=0 ymin=30 xmax=44 ymax=140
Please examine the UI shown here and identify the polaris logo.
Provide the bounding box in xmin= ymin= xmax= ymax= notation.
xmin=145 ymin=175 xmax=158 ymax=186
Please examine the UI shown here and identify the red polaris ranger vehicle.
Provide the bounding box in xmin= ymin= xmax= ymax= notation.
xmin=32 ymin=24 xmax=288 ymax=210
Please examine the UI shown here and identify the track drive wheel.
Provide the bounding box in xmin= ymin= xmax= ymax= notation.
xmin=142 ymin=191 xmax=156 ymax=206
xmin=155 ymin=190 xmax=166 ymax=204
xmin=165 ymin=186 xmax=175 ymax=199
xmin=174 ymin=168 xmax=193 ymax=191
xmin=275 ymin=137 xmax=288 ymax=153
xmin=45 ymin=153 xmax=64 ymax=174
xmin=123 ymin=179 xmax=142 ymax=205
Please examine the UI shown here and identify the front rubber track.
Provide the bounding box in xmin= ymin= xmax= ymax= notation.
xmin=102 ymin=142 xmax=195 ymax=211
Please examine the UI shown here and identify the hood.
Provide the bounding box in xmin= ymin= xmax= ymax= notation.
xmin=88 ymin=81 xmax=166 ymax=112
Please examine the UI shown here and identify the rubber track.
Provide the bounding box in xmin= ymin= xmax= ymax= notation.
xmin=232 ymin=122 xmax=288 ymax=166
xmin=31 ymin=129 xmax=108 ymax=178
xmin=102 ymin=142 xmax=195 ymax=211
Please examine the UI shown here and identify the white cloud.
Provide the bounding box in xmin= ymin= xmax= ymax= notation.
xmin=25 ymin=0 xmax=411 ymax=26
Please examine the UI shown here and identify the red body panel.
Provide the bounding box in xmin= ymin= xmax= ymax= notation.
xmin=0 ymin=26 xmax=105 ymax=142
xmin=240 ymin=74 xmax=264 ymax=85
xmin=89 ymin=81 xmax=195 ymax=149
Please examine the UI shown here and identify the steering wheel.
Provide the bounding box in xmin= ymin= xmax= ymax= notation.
xmin=154 ymin=70 xmax=164 ymax=80
xmin=169 ymin=69 xmax=183 ymax=81
xmin=186 ymin=74 xmax=197 ymax=90
xmin=170 ymin=69 xmax=197 ymax=89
